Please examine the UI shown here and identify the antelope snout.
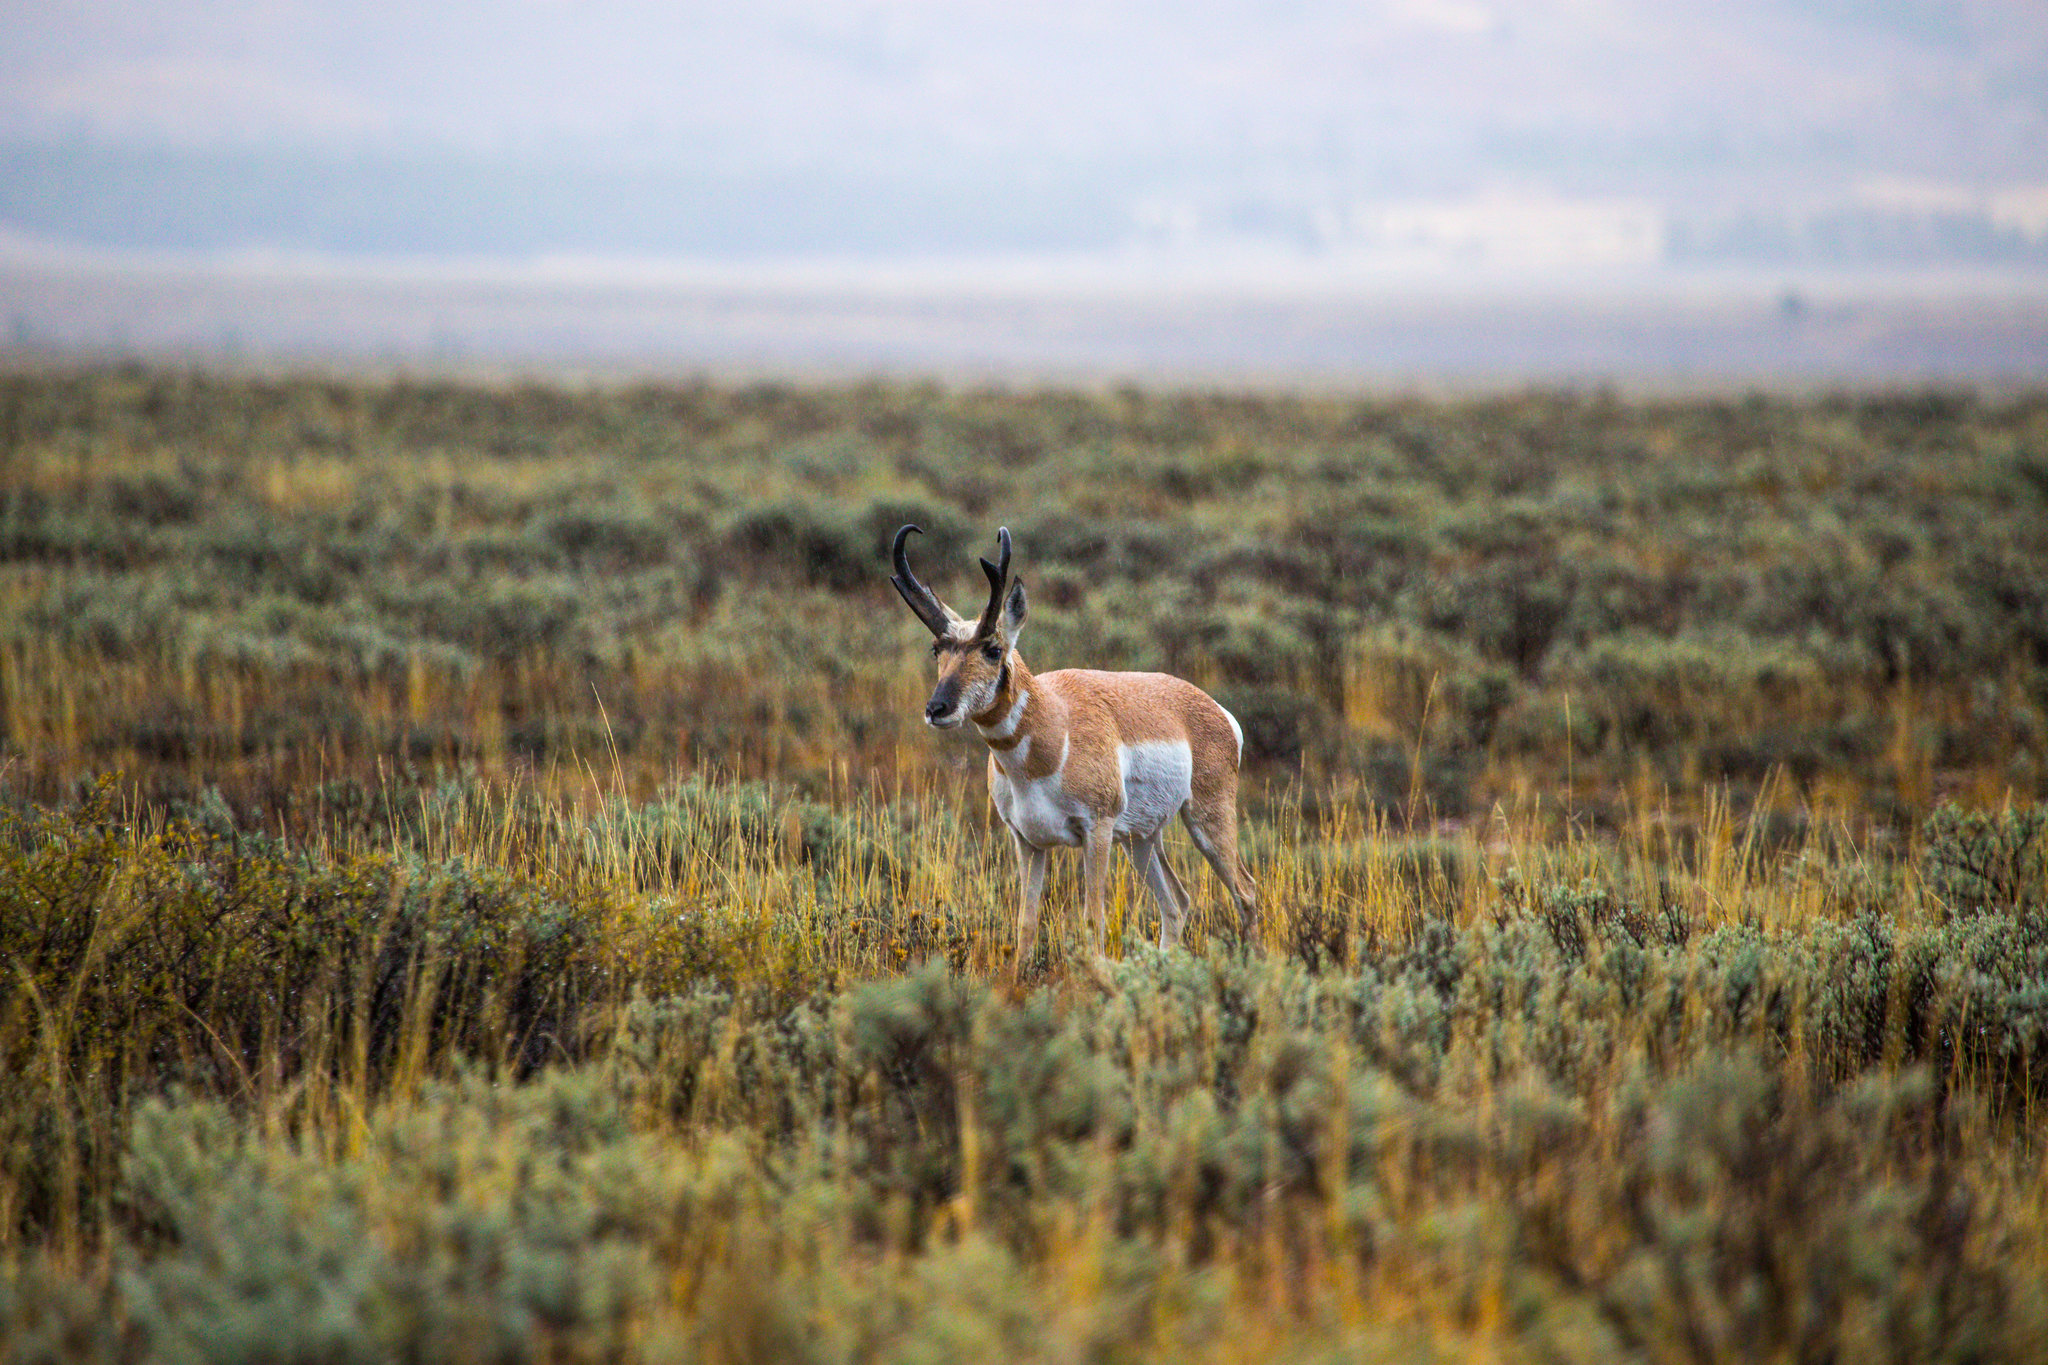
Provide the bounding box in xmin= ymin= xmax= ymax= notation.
xmin=925 ymin=681 xmax=964 ymax=727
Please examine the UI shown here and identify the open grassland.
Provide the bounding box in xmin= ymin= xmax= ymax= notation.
xmin=2 ymin=369 xmax=2047 ymax=1361
xmin=4 ymin=370 xmax=2045 ymax=823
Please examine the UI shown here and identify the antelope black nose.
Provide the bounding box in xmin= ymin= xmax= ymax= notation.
xmin=925 ymin=699 xmax=948 ymax=720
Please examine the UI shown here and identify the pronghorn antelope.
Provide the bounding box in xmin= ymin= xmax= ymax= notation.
xmin=891 ymin=524 xmax=1258 ymax=977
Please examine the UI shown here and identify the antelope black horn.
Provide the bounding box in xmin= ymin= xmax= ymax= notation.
xmin=974 ymin=526 xmax=1012 ymax=638
xmin=890 ymin=524 xmax=953 ymax=637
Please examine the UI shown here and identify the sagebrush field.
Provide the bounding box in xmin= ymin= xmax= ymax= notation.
xmin=2 ymin=369 xmax=2046 ymax=1362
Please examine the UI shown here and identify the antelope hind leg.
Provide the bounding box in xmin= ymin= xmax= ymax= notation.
xmin=1182 ymin=805 xmax=1259 ymax=944
xmin=1129 ymin=834 xmax=1189 ymax=949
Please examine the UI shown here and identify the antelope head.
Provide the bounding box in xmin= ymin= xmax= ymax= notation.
xmin=892 ymin=524 xmax=1027 ymax=729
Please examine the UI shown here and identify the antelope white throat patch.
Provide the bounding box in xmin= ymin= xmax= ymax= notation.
xmin=976 ymin=688 xmax=1030 ymax=742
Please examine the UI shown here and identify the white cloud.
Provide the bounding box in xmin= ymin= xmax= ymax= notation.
xmin=10 ymin=57 xmax=394 ymax=142
xmin=1389 ymin=0 xmax=1500 ymax=38
xmin=1341 ymin=191 xmax=1666 ymax=269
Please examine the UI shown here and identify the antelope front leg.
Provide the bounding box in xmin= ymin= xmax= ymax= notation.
xmin=1081 ymin=822 xmax=1117 ymax=978
xmin=1010 ymin=829 xmax=1049 ymax=982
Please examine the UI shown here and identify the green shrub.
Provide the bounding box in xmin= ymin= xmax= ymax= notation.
xmin=1548 ymin=630 xmax=1822 ymax=750
xmin=1922 ymin=803 xmax=2048 ymax=919
xmin=111 ymin=1073 xmax=669 ymax=1365
xmin=536 ymin=501 xmax=675 ymax=570
xmin=723 ymin=502 xmax=872 ymax=590
xmin=1217 ymin=685 xmax=1326 ymax=765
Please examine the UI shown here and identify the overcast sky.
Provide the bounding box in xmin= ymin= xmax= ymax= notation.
xmin=3 ymin=1 xmax=2046 ymax=262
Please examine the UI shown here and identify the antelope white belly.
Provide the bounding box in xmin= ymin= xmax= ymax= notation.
xmin=993 ymin=770 xmax=1093 ymax=848
xmin=1114 ymin=740 xmax=1193 ymax=839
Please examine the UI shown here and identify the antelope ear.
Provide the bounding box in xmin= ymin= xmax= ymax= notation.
xmin=1001 ymin=578 xmax=1027 ymax=643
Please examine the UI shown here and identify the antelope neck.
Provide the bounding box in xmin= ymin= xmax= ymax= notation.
xmin=971 ymin=654 xmax=1041 ymax=749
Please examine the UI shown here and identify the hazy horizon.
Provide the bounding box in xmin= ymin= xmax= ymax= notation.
xmin=4 ymin=1 xmax=2046 ymax=377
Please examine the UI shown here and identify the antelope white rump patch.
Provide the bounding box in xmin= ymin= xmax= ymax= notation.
xmin=1220 ymin=705 xmax=1244 ymax=764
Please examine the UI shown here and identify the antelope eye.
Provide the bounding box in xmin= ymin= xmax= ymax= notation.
xmin=982 ymin=643 xmax=1002 ymax=662
xmin=930 ymin=641 xmax=944 ymax=657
